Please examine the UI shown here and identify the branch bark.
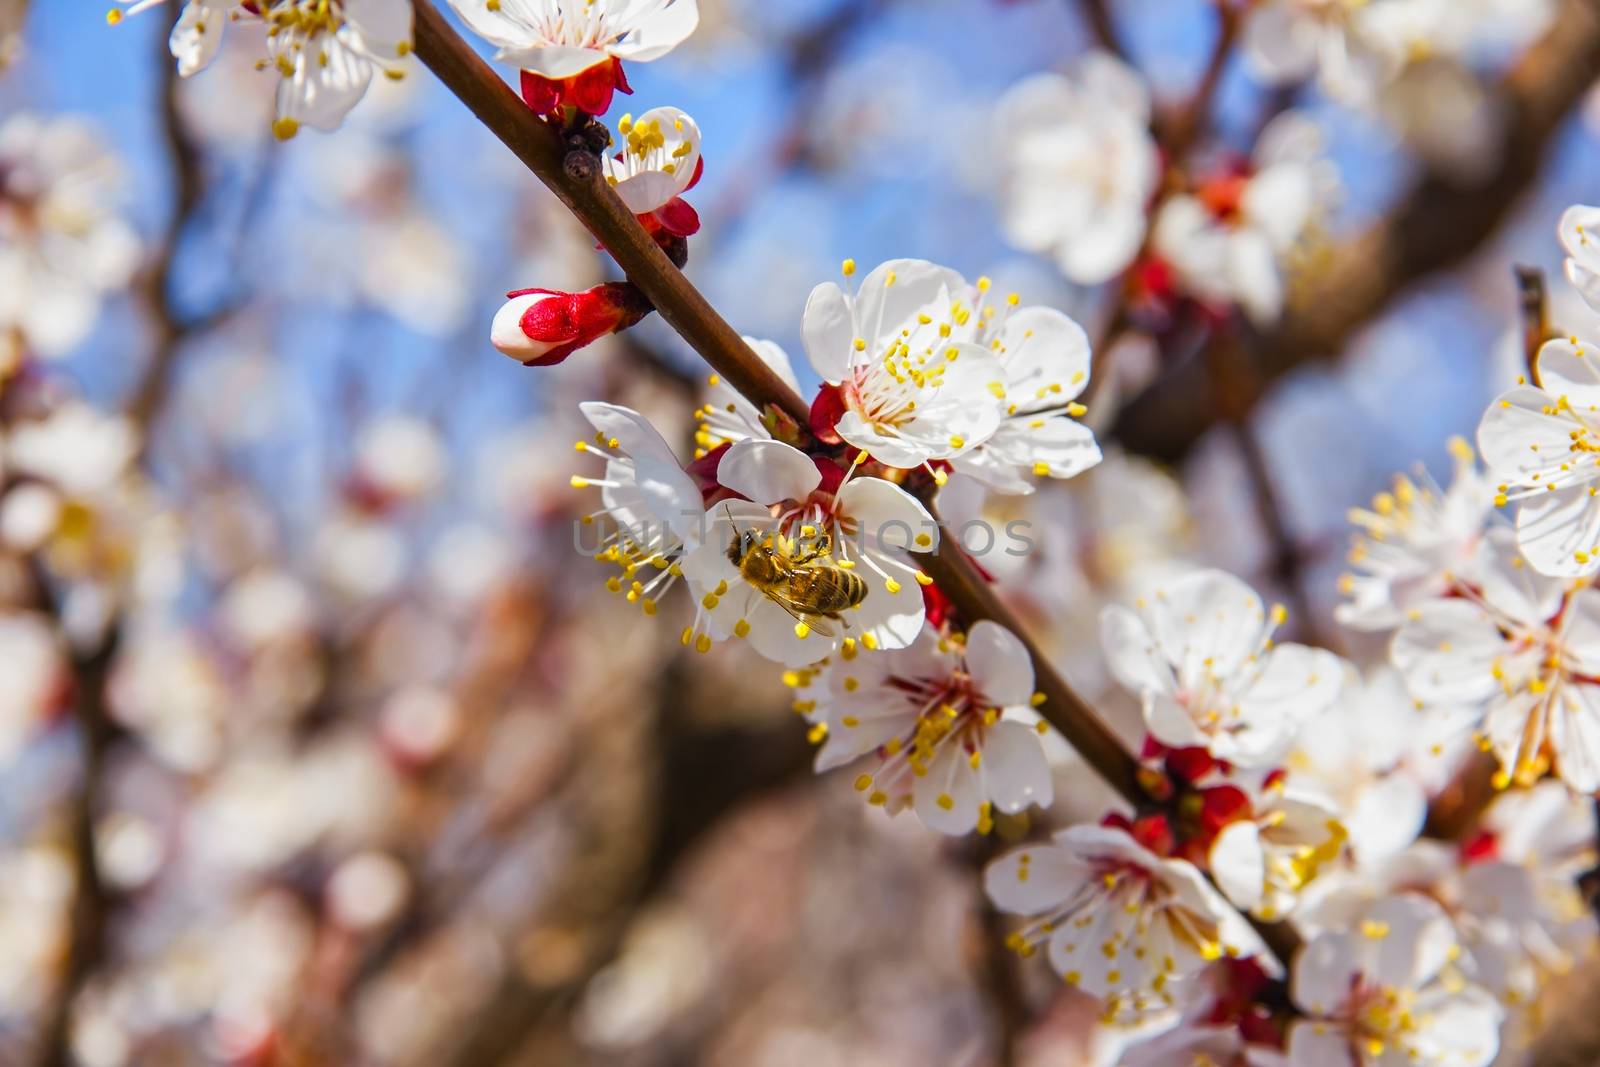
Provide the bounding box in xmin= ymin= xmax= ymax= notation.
xmin=128 ymin=24 xmax=206 ymax=434
xmin=34 ymin=622 xmax=120 ymax=1067
xmin=1112 ymin=0 xmax=1600 ymax=463
xmin=411 ymin=0 xmax=1303 ymax=965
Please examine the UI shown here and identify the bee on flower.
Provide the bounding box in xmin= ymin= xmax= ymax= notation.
xmin=802 ymin=619 xmax=1052 ymax=835
xmin=677 ymin=438 xmax=936 ymax=665
xmin=112 ymin=0 xmax=414 ymax=139
xmin=445 ymin=0 xmax=698 ymax=116
xmin=986 ymin=823 xmax=1266 ymax=1022
xmin=1100 ymin=568 xmax=1343 ymax=769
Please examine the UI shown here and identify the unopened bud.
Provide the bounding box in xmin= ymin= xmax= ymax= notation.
xmin=490 ymin=282 xmax=651 ymax=367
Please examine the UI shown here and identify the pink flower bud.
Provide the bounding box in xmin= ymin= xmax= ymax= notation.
xmin=490 ymin=282 xmax=651 ymax=367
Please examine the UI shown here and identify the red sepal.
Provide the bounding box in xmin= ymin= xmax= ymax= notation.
xmin=921 ymin=580 xmax=956 ymax=630
xmin=1130 ymin=812 xmax=1175 ymax=857
xmin=1460 ymin=830 xmax=1500 ymax=865
xmin=808 ymin=383 xmax=847 ymax=445
xmin=651 ymin=196 xmax=701 ymax=237
xmin=519 ymin=57 xmax=631 ymax=117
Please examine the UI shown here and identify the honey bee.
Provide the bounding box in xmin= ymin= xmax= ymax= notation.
xmin=726 ymin=515 xmax=868 ymax=635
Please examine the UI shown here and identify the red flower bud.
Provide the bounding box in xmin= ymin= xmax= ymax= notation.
xmin=520 ymin=57 xmax=631 ymax=117
xmin=1460 ymin=830 xmax=1499 ymax=865
xmin=808 ymin=383 xmax=848 ymax=445
xmin=921 ymin=579 xmax=956 ymax=631
xmin=490 ymin=282 xmax=651 ymax=367
xmin=1164 ymin=746 xmax=1216 ymax=786
xmin=1131 ymin=812 xmax=1175 ymax=856
xmin=1198 ymin=784 xmax=1253 ymax=839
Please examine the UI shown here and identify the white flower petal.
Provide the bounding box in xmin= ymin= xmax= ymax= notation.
xmin=964 ymin=620 xmax=1034 ymax=708
xmin=801 ymin=282 xmax=855 ymax=383
xmin=837 ymin=477 xmax=937 ymax=554
xmin=981 ymin=720 xmax=1052 ymax=814
xmin=1210 ymin=820 xmax=1266 ymax=913
xmin=717 ymin=439 xmax=819 ymax=505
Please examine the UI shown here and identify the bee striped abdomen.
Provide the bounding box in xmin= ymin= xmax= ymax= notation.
xmin=784 ymin=565 xmax=868 ymax=617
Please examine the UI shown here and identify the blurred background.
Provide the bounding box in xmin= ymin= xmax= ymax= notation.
xmin=1 ymin=0 xmax=1599 ymax=1063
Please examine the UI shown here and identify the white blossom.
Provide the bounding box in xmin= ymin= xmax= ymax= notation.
xmin=1477 ymin=333 xmax=1600 ymax=577
xmin=804 ymin=620 xmax=1051 ymax=835
xmin=117 ymin=0 xmax=413 ymax=137
xmin=1151 ymin=113 xmax=1332 ymax=325
xmin=1286 ymin=667 xmax=1474 ymax=866
xmin=1210 ymin=786 xmax=1347 ymax=922
xmin=993 ymin=54 xmax=1159 ymax=285
xmin=5 ymin=402 xmax=137 ymax=499
xmin=1559 ymin=203 xmax=1600 ymax=314
xmin=445 ymin=0 xmax=697 ymax=82
xmin=1101 ymin=568 xmax=1343 ymax=767
xmin=352 ymin=415 xmax=447 ymax=505
xmin=1392 ymin=527 xmax=1600 ymax=792
xmin=572 ymin=401 xmax=705 ymax=617
xmin=0 ymin=114 xmax=139 ymax=362
xmin=801 ymin=259 xmax=1005 ymax=471
xmin=1287 ymin=893 xmax=1501 ymax=1067
xmin=604 ymin=107 xmax=701 ymax=225
xmin=1336 ymin=438 xmax=1496 ymax=632
xmin=944 ymin=280 xmax=1103 ymax=494
xmin=0 ymin=613 xmax=65 ymax=766
xmin=693 ymin=338 xmax=800 ymax=453
xmin=678 ymin=438 xmax=934 ymax=665
xmin=987 ymin=824 xmax=1264 ymax=1021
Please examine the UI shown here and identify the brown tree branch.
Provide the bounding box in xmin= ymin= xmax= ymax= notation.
xmin=411 ymin=0 xmax=1303 ymax=966
xmin=34 ymin=610 xmax=120 ymax=1067
xmin=1159 ymin=1 xmax=1242 ymax=161
xmin=127 ymin=24 xmax=207 ymax=434
xmin=1072 ymin=0 xmax=1128 ymax=60
xmin=1112 ymin=0 xmax=1600 ymax=463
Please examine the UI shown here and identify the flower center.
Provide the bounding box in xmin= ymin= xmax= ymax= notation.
xmin=259 ymin=0 xmax=345 ymax=36
xmin=537 ymin=0 xmax=625 ymax=50
xmin=1349 ymin=983 xmax=1419 ymax=1059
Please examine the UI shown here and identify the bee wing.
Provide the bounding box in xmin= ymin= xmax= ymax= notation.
xmin=759 ymin=586 xmax=839 ymax=638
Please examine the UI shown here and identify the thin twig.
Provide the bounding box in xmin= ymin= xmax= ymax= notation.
xmin=33 ymin=599 xmax=120 ymax=1067
xmin=1072 ymin=0 xmax=1128 ymax=60
xmin=1160 ymin=0 xmax=1242 ymax=160
xmin=969 ymin=837 xmax=1026 ymax=1067
xmin=1231 ymin=421 xmax=1322 ymax=646
xmin=410 ymin=0 xmax=1303 ymax=966
xmin=128 ymin=24 xmax=206 ymax=434
xmin=1515 ymin=264 xmax=1550 ymax=383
